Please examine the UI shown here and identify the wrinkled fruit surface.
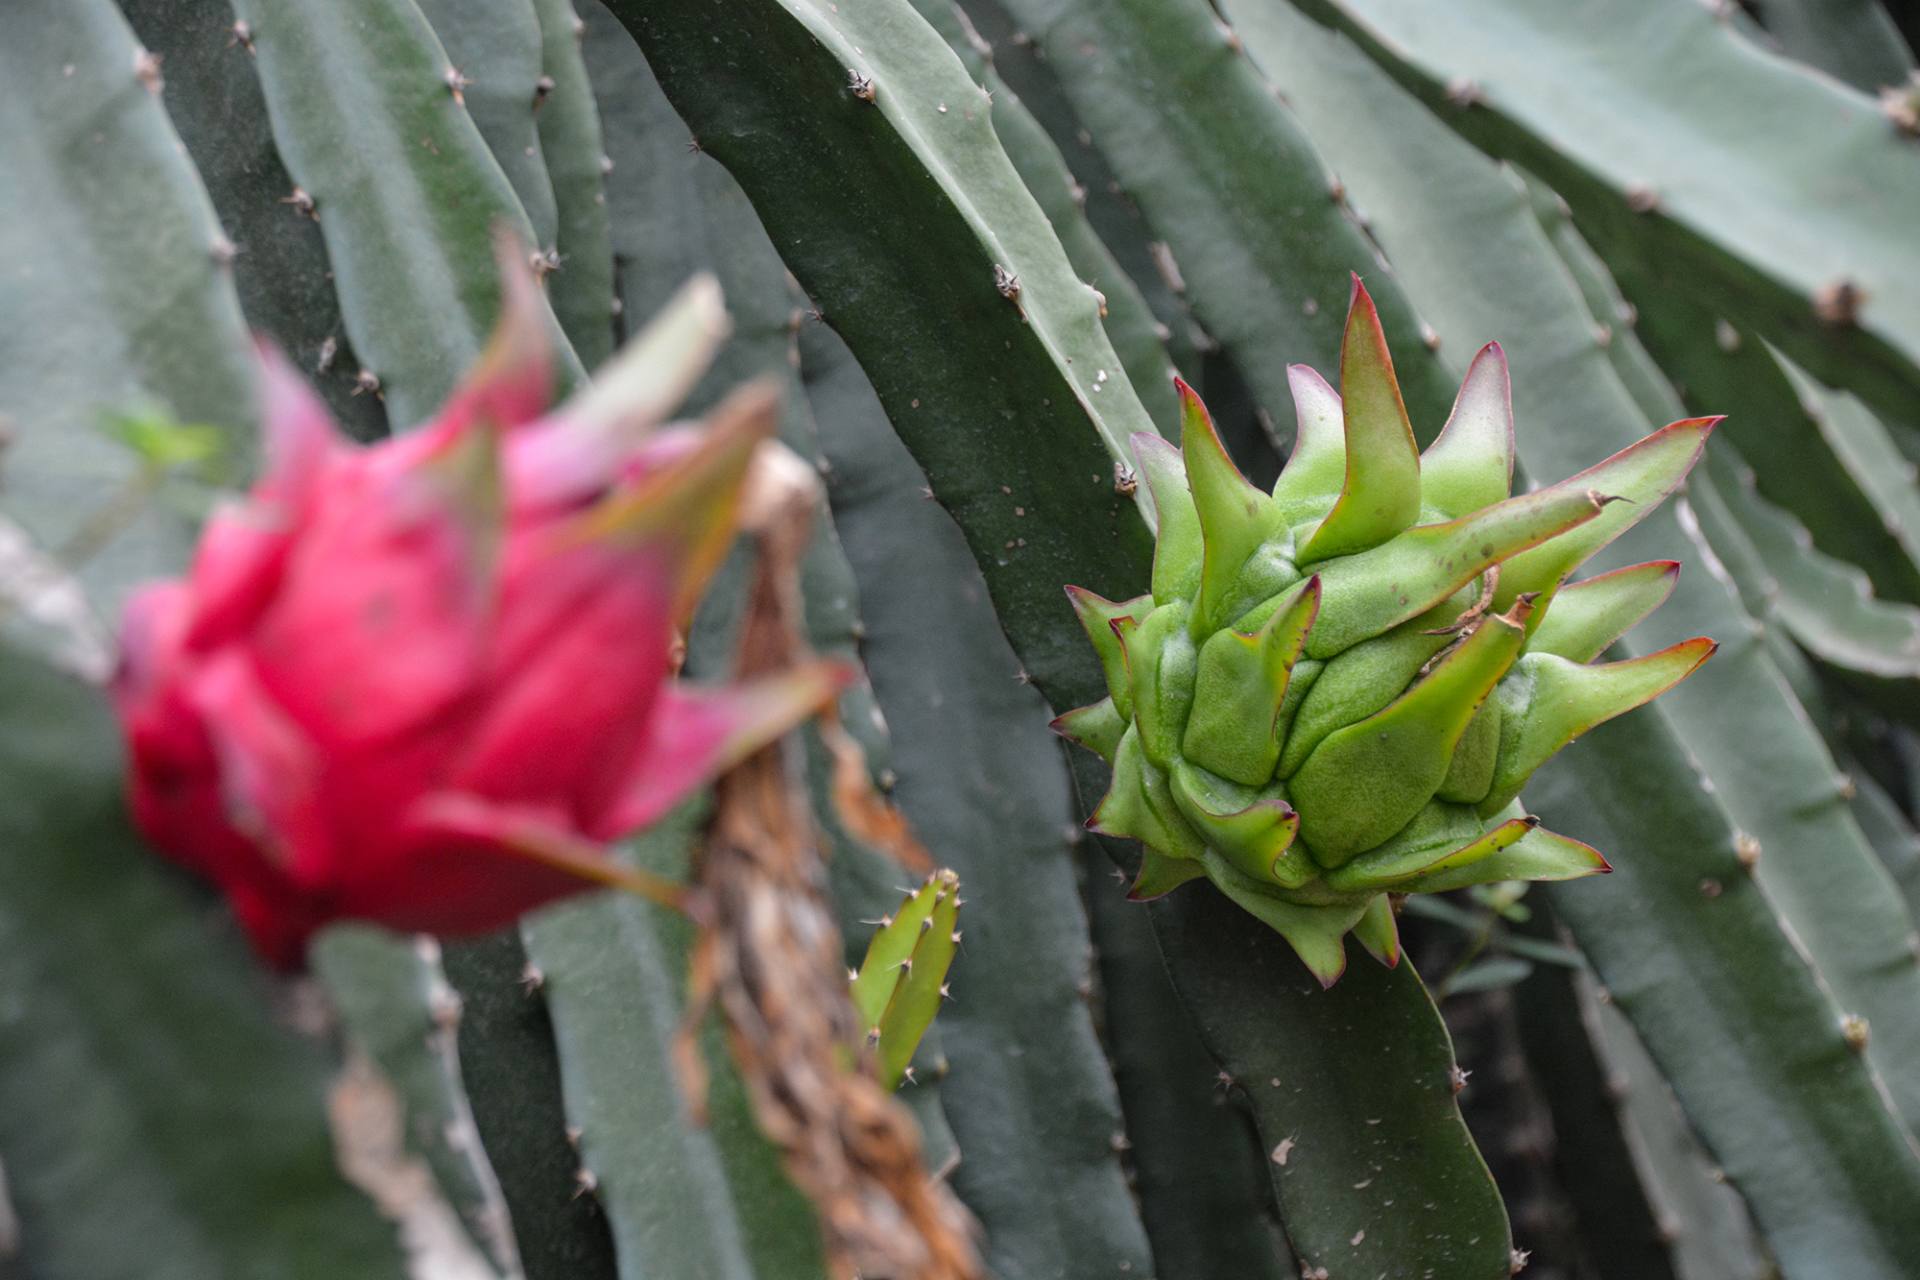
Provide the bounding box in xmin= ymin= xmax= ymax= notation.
xmin=1059 ymin=278 xmax=1715 ymax=985
xmin=113 ymin=251 xmax=847 ymax=966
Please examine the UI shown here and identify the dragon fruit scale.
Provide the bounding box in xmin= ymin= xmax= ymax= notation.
xmin=112 ymin=246 xmax=850 ymax=967
xmin=1058 ymin=279 xmax=1717 ymax=986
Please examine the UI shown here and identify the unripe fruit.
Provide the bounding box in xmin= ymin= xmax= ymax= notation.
xmin=1058 ymin=279 xmax=1716 ymax=985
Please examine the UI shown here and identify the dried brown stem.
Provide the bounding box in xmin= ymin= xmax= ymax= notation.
xmin=677 ymin=441 xmax=980 ymax=1280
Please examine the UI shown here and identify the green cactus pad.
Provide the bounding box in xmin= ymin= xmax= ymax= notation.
xmin=1061 ymin=279 xmax=1714 ymax=984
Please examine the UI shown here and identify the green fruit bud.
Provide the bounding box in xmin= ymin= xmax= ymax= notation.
xmin=851 ymin=870 xmax=962 ymax=1089
xmin=1060 ymin=278 xmax=1717 ymax=986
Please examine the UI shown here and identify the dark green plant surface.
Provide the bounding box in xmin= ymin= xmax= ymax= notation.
xmin=523 ymin=821 xmax=831 ymax=1280
xmin=972 ymin=0 xmax=1458 ymax=437
xmin=806 ymin=319 xmax=1160 ymax=1280
xmin=0 ymin=0 xmax=255 ymax=609
xmin=530 ymin=0 xmax=617 ymax=368
xmin=1292 ymin=0 xmax=1920 ymax=434
xmin=1508 ymin=934 xmax=1773 ymax=1280
xmin=1078 ymin=850 xmax=1299 ymax=1280
xmin=1142 ymin=874 xmax=1512 ymax=1276
xmin=608 ymin=0 xmax=1158 ymax=699
xmin=414 ymin=0 xmax=560 ymax=253
xmin=228 ymin=0 xmax=583 ymax=426
xmin=440 ymin=930 xmax=622 ymax=1280
xmin=1736 ymin=0 xmax=1916 ymax=92
xmin=118 ymin=0 xmax=388 ymax=441
xmin=311 ymin=928 xmax=523 ymax=1277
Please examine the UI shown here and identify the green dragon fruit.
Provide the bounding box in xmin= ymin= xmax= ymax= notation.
xmin=1058 ymin=279 xmax=1717 ymax=985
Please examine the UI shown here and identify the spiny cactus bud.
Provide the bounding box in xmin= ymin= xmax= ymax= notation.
xmin=112 ymin=239 xmax=850 ymax=967
xmin=851 ymin=869 xmax=962 ymax=1088
xmin=1058 ymin=278 xmax=1716 ymax=986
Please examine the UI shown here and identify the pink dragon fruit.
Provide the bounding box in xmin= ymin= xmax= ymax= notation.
xmin=112 ymin=254 xmax=847 ymax=967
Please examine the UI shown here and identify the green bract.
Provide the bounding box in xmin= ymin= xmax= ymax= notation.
xmin=1060 ymin=279 xmax=1717 ymax=986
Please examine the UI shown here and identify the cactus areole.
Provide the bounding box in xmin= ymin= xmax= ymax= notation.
xmin=111 ymin=250 xmax=849 ymax=967
xmin=1058 ymin=279 xmax=1717 ymax=985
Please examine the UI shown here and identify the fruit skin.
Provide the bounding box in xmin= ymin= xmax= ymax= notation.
xmin=1058 ymin=278 xmax=1716 ymax=985
xmin=111 ymin=250 xmax=848 ymax=968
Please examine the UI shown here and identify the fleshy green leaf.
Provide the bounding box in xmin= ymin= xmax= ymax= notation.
xmin=1293 ymin=605 xmax=1529 ymax=864
xmin=1527 ymin=561 xmax=1681 ymax=664
xmin=1271 ymin=364 xmax=1348 ymax=522
xmin=1482 ymin=640 xmax=1717 ymax=814
xmin=1326 ymin=806 xmax=1536 ymax=892
xmin=1417 ymin=341 xmax=1514 ymax=517
xmin=1200 ymin=853 xmax=1372 ymax=987
xmin=1179 ymin=379 xmax=1288 ymax=632
xmin=1180 ymin=577 xmax=1321 ymax=785
xmin=1051 ymin=697 xmax=1128 ymax=763
xmin=1133 ymin=432 xmax=1204 ymax=605
xmin=1307 ymin=482 xmax=1607 ymax=657
xmin=1401 ymin=823 xmax=1609 ymax=894
xmin=1496 ymin=417 xmax=1716 ymax=616
xmin=1128 ymin=848 xmax=1209 ymax=901
xmin=1091 ymin=727 xmax=1207 ymax=860
xmin=1067 ymin=586 xmax=1150 ymax=717
xmin=1298 ymin=278 xmax=1422 ymax=561
xmin=1350 ymin=894 xmax=1402 ymax=967
xmin=1169 ymin=760 xmax=1311 ymax=890
xmin=1121 ymin=602 xmax=1198 ymax=767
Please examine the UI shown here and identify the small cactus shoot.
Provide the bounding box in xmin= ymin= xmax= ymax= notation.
xmin=852 ymin=869 xmax=962 ymax=1088
xmin=1058 ymin=279 xmax=1717 ymax=986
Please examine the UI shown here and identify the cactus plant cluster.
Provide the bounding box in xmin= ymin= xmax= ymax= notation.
xmin=3 ymin=1 xmax=1920 ymax=1279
